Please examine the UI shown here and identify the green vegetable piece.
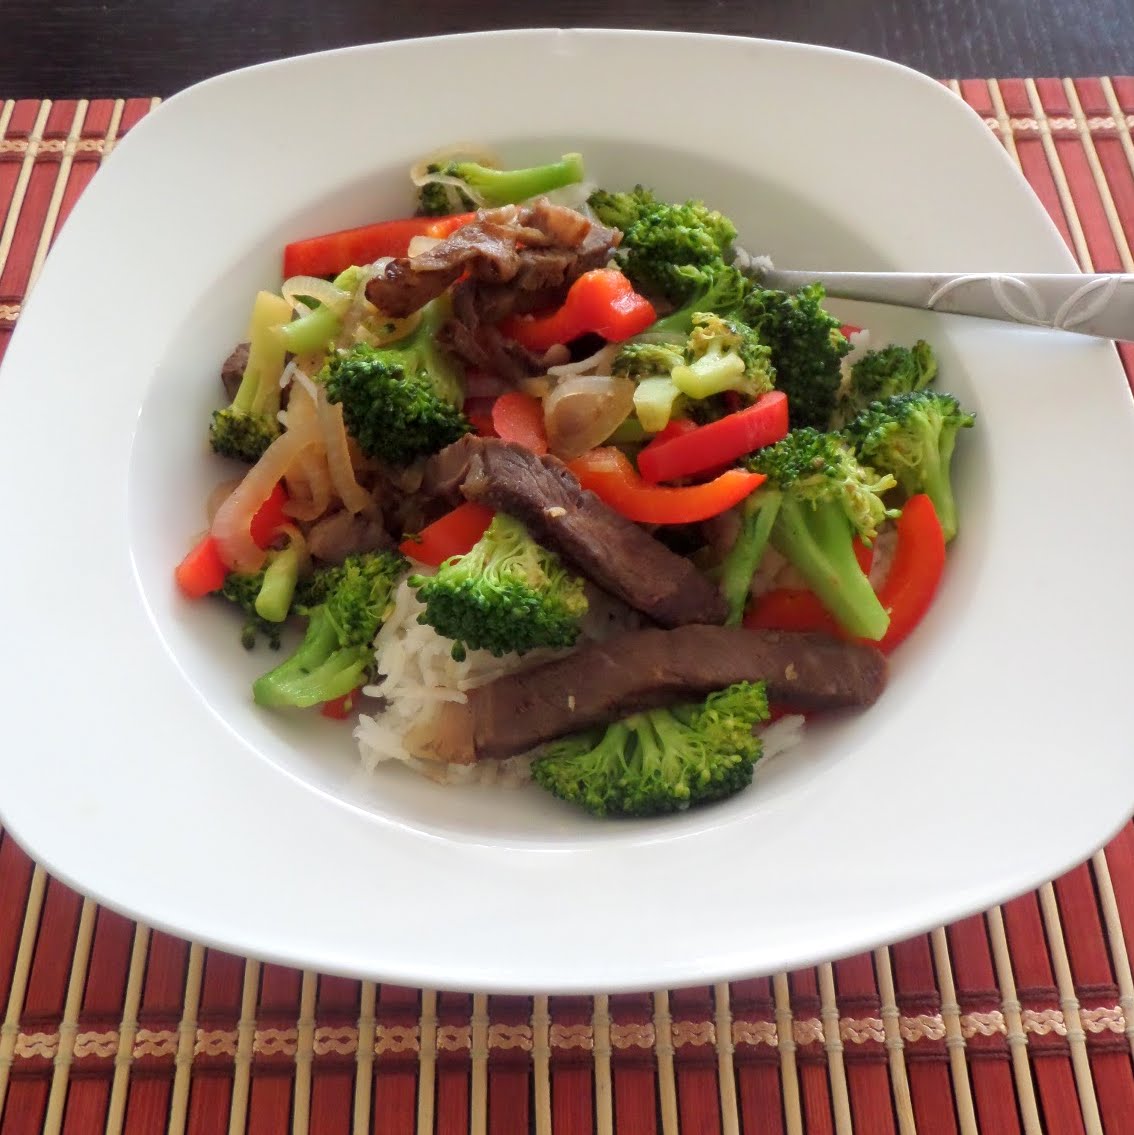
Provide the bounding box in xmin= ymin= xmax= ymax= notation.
xmin=320 ymin=294 xmax=470 ymax=466
xmin=670 ymin=312 xmax=774 ymax=401
xmin=408 ymin=514 xmax=588 ymax=660
xmin=252 ymin=552 xmax=407 ymax=709
xmin=589 ymin=186 xmax=738 ymax=303
xmin=417 ymin=153 xmax=586 ymax=215
xmin=532 ymin=680 xmax=770 ymax=817
xmin=744 ymin=427 xmax=899 ymax=639
xmin=843 ymin=389 xmax=974 ymax=542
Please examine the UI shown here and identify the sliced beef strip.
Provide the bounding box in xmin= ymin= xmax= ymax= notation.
xmin=365 ymin=201 xmax=620 ymax=321
xmin=435 ymin=278 xmax=550 ymax=380
xmin=220 ymin=342 xmax=250 ymax=401
xmin=421 ymin=436 xmax=728 ymax=628
xmin=306 ymin=509 xmax=392 ymax=564
xmin=468 ymin=625 xmax=888 ymax=760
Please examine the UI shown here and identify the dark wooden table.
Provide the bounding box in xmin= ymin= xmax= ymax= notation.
xmin=2 ymin=0 xmax=1131 ymax=98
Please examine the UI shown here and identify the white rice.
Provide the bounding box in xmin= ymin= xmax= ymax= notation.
xmin=759 ymin=714 xmax=807 ymax=762
xmin=354 ymin=579 xmax=560 ymax=785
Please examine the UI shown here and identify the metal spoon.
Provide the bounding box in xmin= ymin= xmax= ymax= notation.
xmin=757 ymin=269 xmax=1134 ymax=342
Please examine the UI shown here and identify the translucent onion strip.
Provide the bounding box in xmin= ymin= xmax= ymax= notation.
xmin=547 ymin=342 xmax=622 ymax=379
xmin=544 ymin=374 xmax=635 ymax=461
xmin=211 ymin=413 xmax=322 ymax=573
xmin=316 ymin=387 xmax=372 ymax=514
xmin=281 ymin=275 xmax=351 ymax=314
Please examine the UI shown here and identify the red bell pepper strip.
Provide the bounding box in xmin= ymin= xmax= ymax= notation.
xmin=399 ymin=501 xmax=495 ymax=566
xmin=249 ymin=481 xmax=289 ymax=548
xmin=568 ymin=447 xmax=765 ymax=525
xmin=321 ymin=688 xmax=362 ymax=719
xmin=744 ymin=497 xmax=942 ymax=654
xmin=649 ymin=419 xmax=700 ymax=445
xmin=499 ymin=269 xmax=656 ymax=352
xmin=491 ymin=391 xmax=548 ymax=455
xmin=282 ymin=212 xmax=475 ymax=279
xmin=873 ymin=493 xmax=945 ymax=652
xmin=637 ymin=392 xmax=790 ymax=484
xmin=175 ymin=534 xmax=229 ymax=599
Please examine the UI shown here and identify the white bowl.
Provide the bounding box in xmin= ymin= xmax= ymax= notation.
xmin=3 ymin=30 xmax=1132 ymax=993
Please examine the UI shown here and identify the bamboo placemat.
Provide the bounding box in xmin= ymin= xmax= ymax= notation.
xmin=1 ymin=78 xmax=1133 ymax=1134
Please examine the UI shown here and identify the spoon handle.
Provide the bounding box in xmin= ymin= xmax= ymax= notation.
xmin=759 ymin=269 xmax=1134 ymax=342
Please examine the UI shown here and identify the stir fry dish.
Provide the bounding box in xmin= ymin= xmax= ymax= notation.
xmin=175 ymin=147 xmax=975 ymax=817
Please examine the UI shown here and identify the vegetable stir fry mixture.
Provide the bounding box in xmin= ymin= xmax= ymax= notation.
xmin=177 ymin=147 xmax=975 ymax=818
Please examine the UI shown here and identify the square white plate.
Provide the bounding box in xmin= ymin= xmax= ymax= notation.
xmin=3 ymin=30 xmax=1133 ymax=993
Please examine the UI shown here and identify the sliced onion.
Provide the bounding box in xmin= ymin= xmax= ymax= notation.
xmin=276 ymin=381 xmax=332 ymax=521
xmin=544 ymin=374 xmax=635 ymax=461
xmin=541 ymin=344 xmax=571 ymax=368
xmin=532 ymin=180 xmax=598 ymax=212
xmin=284 ymin=448 xmax=332 ymax=521
xmin=206 ymin=477 xmax=243 ymax=525
xmin=282 ymin=275 xmax=351 ymax=315
xmin=212 ymin=413 xmax=322 ymax=573
xmin=547 ymin=342 xmax=622 ymax=379
xmin=633 ymin=330 xmax=687 ymax=345
xmin=407 ymin=234 xmax=443 ymax=258
xmin=519 ymin=376 xmax=552 ymax=399
xmin=409 ymin=143 xmax=501 ymax=208
xmin=316 ymin=387 xmax=372 ymax=514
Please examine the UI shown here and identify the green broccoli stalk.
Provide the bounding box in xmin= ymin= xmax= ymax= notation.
xmin=409 ymin=514 xmax=588 ymax=660
xmin=670 ymin=312 xmax=774 ymax=400
xmin=843 ymin=390 xmax=975 ymax=542
xmin=209 ymin=290 xmax=293 ymax=463
xmin=738 ymin=284 xmax=850 ymax=431
xmin=718 ymin=494 xmax=782 ymax=626
xmin=833 ymin=340 xmax=937 ymax=428
xmin=252 ymin=551 xmax=407 ymax=708
xmin=276 ymin=265 xmax=368 ymax=357
xmin=216 ymin=544 xmax=301 ymax=650
xmin=532 ymin=680 xmax=770 ymax=817
xmin=589 ymin=186 xmax=738 ymax=303
xmin=417 ymin=153 xmax=586 ymax=215
xmin=744 ymin=428 xmax=899 ymax=640
xmin=321 ymin=294 xmax=470 ymax=465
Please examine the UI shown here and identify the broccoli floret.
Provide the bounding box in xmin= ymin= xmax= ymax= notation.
xmin=738 ymin=284 xmax=850 ymax=430
xmin=418 ymin=178 xmax=477 ymax=217
xmin=321 ymin=295 xmax=470 ymax=465
xmin=844 ymin=390 xmax=974 ymax=542
xmin=612 ymin=341 xmax=688 ymax=432
xmin=649 ymin=263 xmax=754 ymax=337
xmin=611 ymin=341 xmax=685 ymax=379
xmin=590 ymin=187 xmax=738 ymax=303
xmin=218 ymin=573 xmax=283 ymax=650
xmin=409 ymin=514 xmax=587 ymax=660
xmin=209 ymin=290 xmax=292 ymax=463
xmin=216 ymin=545 xmax=301 ymax=650
xmin=833 ymin=340 xmax=937 ymax=428
xmin=252 ymin=551 xmax=407 ymax=708
xmin=417 ymin=153 xmax=586 ymax=215
xmin=587 ymin=185 xmax=661 ymax=232
xmin=741 ymin=428 xmax=898 ymax=639
xmin=671 ymin=312 xmax=774 ymax=401
xmin=532 ymin=681 xmax=770 ymax=817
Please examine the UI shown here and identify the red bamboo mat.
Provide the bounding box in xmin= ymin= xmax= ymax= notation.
xmin=1 ymin=79 xmax=1134 ymax=1133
